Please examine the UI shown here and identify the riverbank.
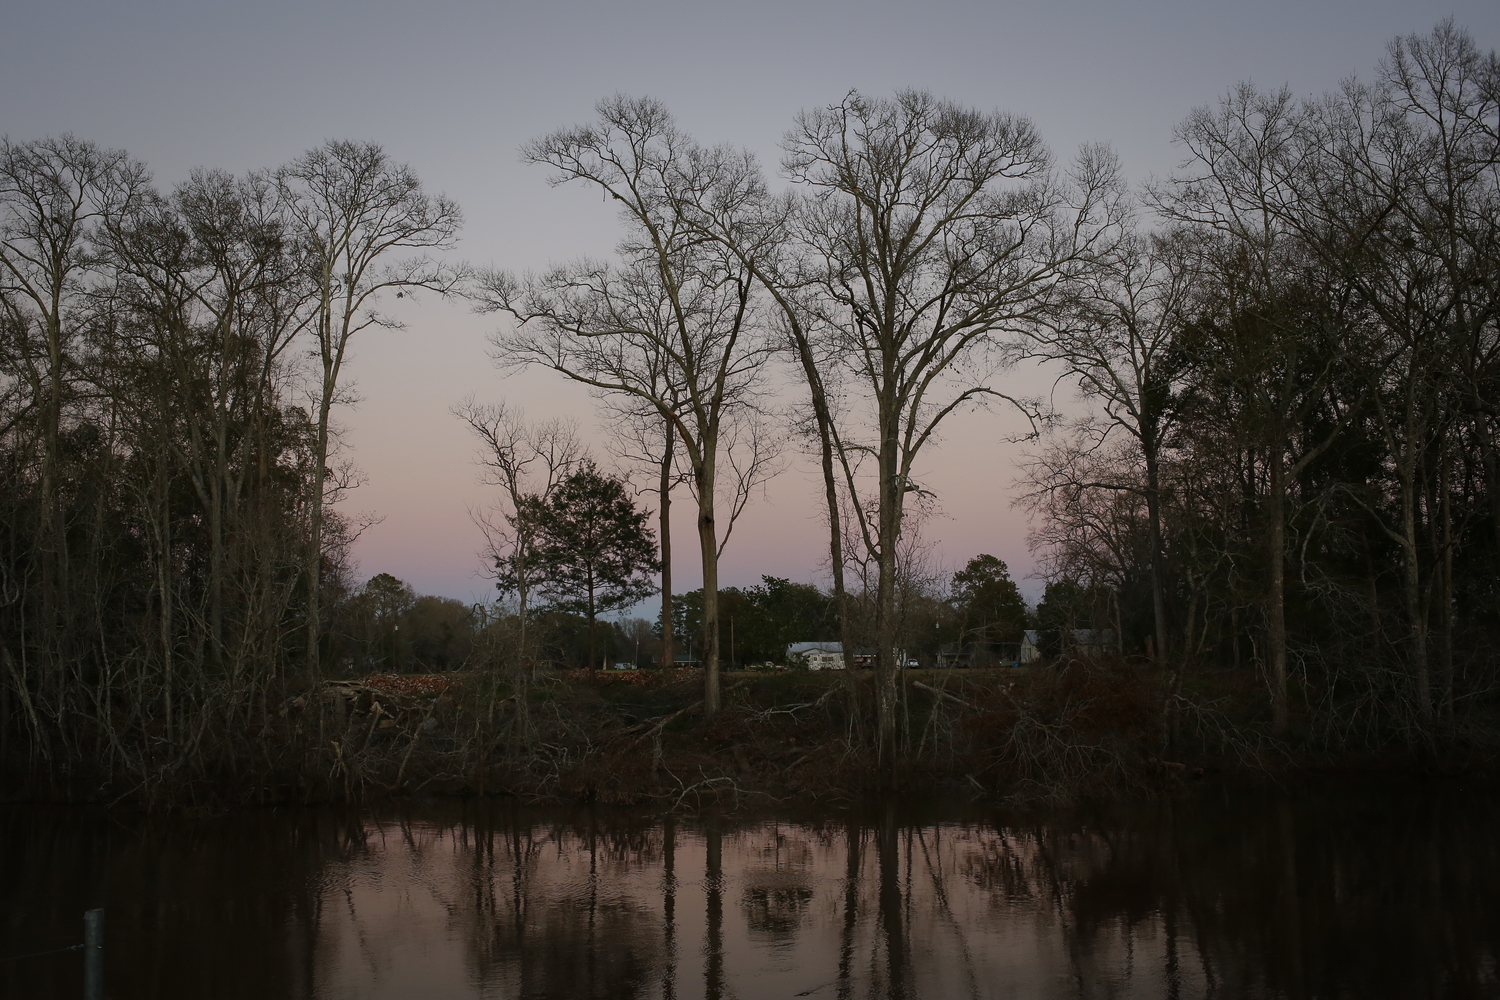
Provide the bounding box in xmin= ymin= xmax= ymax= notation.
xmin=3 ymin=658 xmax=1494 ymax=810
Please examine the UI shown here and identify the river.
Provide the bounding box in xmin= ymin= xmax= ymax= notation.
xmin=2 ymin=777 xmax=1497 ymax=998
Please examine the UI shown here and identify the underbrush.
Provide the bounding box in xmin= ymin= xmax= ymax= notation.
xmin=4 ymin=658 xmax=1493 ymax=810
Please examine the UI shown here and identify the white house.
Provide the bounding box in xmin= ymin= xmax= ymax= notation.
xmin=785 ymin=641 xmax=844 ymax=670
xmin=1020 ymin=631 xmax=1041 ymax=663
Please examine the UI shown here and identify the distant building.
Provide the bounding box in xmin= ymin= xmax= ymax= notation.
xmin=785 ymin=641 xmax=844 ymax=670
xmin=1020 ymin=631 xmax=1042 ymax=663
xmin=937 ymin=641 xmax=1023 ymax=668
xmin=1069 ymin=629 xmax=1118 ymax=657
xmin=787 ymin=643 xmax=922 ymax=670
xmin=1020 ymin=628 xmax=1119 ymax=662
xmin=850 ymin=647 xmax=915 ymax=669
xmin=935 ymin=643 xmax=973 ymax=669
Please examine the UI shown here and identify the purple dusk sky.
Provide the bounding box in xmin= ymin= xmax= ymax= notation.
xmin=4 ymin=0 xmax=1496 ymax=606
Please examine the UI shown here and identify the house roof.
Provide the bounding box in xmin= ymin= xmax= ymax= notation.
xmin=786 ymin=641 xmax=842 ymax=655
xmin=1021 ymin=629 xmax=1118 ymax=645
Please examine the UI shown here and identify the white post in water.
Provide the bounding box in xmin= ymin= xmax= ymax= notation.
xmin=83 ymin=909 xmax=103 ymax=1000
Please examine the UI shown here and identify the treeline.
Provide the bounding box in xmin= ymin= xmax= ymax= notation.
xmin=1018 ymin=22 xmax=1500 ymax=740
xmin=669 ymin=557 xmax=1027 ymax=668
xmin=2 ymin=21 xmax=1495 ymax=800
xmin=0 ymin=138 xmax=462 ymax=791
xmin=479 ymin=21 xmax=1499 ymax=759
xmin=329 ymin=570 xmax=649 ymax=673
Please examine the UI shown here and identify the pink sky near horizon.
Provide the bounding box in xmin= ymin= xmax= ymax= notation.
xmin=341 ymin=302 xmax=1054 ymax=608
xmin=3 ymin=0 xmax=1495 ymax=609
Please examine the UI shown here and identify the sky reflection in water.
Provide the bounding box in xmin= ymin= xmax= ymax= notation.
xmin=3 ymin=780 xmax=1498 ymax=999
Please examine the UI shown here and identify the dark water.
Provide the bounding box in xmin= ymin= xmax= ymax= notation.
xmin=2 ymin=779 xmax=1498 ymax=999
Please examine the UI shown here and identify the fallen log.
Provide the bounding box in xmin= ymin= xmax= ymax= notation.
xmin=912 ymin=680 xmax=979 ymax=712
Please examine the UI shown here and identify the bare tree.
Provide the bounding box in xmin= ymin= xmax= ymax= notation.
xmin=277 ymin=141 xmax=464 ymax=679
xmin=1027 ymin=228 xmax=1198 ymax=661
xmin=779 ymin=90 xmax=1126 ymax=765
xmin=479 ymin=97 xmax=773 ymax=716
xmin=454 ymin=397 xmax=583 ymax=667
xmin=599 ymin=355 xmax=689 ymax=671
xmin=1372 ymin=22 xmax=1500 ymax=719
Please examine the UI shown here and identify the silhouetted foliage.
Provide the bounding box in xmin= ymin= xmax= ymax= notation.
xmin=669 ymin=576 xmax=838 ymax=666
xmin=3 ymin=21 xmax=1499 ymax=804
xmin=951 ymin=555 xmax=1027 ymax=649
xmin=525 ymin=461 xmax=659 ymax=670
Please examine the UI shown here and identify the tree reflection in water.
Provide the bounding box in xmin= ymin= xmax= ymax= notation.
xmin=2 ymin=780 xmax=1498 ymax=998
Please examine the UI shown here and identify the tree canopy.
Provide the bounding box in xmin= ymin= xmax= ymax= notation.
xmin=950 ymin=555 xmax=1026 ymax=648
xmin=525 ymin=461 xmax=659 ymax=669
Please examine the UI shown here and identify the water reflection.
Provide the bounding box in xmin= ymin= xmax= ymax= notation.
xmin=2 ymin=780 xmax=1498 ymax=999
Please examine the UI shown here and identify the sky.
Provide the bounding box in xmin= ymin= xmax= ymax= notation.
xmin=4 ymin=0 xmax=1496 ymax=607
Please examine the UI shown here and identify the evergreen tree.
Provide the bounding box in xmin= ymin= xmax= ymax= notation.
xmin=950 ymin=555 xmax=1027 ymax=654
xmin=526 ymin=461 xmax=659 ymax=669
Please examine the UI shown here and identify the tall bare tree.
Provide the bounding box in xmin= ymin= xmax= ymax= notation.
xmin=1027 ymin=228 xmax=1198 ymax=661
xmin=479 ymin=97 xmax=772 ymax=716
xmin=277 ymin=141 xmax=463 ymax=679
xmin=599 ymin=353 xmax=689 ymax=671
xmin=681 ymin=189 xmax=863 ymax=671
xmin=779 ymin=90 xmax=1126 ymax=764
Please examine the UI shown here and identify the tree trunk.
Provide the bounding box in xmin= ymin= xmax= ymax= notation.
xmin=659 ymin=414 xmax=674 ymax=670
xmin=815 ymin=396 xmax=855 ymax=674
xmin=40 ymin=301 xmax=66 ymax=694
xmin=586 ymin=575 xmax=598 ymax=672
xmin=1439 ymin=446 xmax=1454 ymax=720
xmin=1267 ymin=454 xmax=1289 ymax=737
xmin=1364 ymin=535 xmax=1383 ymax=660
xmin=306 ymin=286 xmax=349 ymax=684
xmin=306 ymin=388 xmax=332 ymax=682
xmin=696 ymin=456 xmax=720 ymax=715
xmin=782 ymin=321 xmax=855 ymax=671
xmin=1144 ymin=438 xmax=1170 ymax=664
xmin=156 ymin=469 xmax=175 ymax=746
xmin=874 ymin=416 xmax=902 ymax=772
xmin=1398 ymin=474 xmax=1433 ymax=723
xmin=1476 ymin=410 xmax=1500 ymax=554
xmin=517 ymin=581 xmax=529 ymax=675
xmin=208 ymin=415 xmax=229 ymax=675
xmin=510 ymin=579 xmax=531 ymax=742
